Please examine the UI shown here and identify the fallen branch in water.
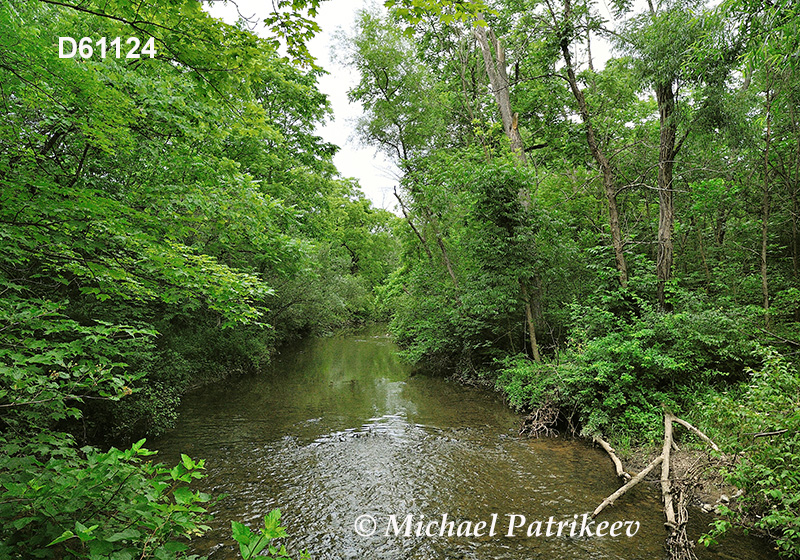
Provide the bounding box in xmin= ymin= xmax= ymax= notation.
xmin=667 ymin=483 xmax=697 ymax=560
xmin=593 ymin=436 xmax=632 ymax=482
xmin=591 ymin=453 xmax=663 ymax=519
xmin=591 ymin=411 xmax=724 ymax=560
xmin=661 ymin=412 xmax=677 ymax=529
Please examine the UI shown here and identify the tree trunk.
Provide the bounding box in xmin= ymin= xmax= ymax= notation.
xmin=433 ymin=223 xmax=461 ymax=292
xmin=397 ymin=185 xmax=461 ymax=297
xmin=557 ymin=0 xmax=628 ymax=287
xmin=521 ymin=282 xmax=542 ymax=363
xmin=655 ymin=81 xmax=678 ymax=312
xmin=762 ymin=83 xmax=772 ymax=329
xmin=422 ymin=207 xmax=462 ymax=294
xmin=790 ymin=106 xmax=800 ymax=321
xmin=474 ymin=22 xmax=547 ymax=352
xmin=473 ymin=22 xmax=526 ymax=165
xmin=792 ymin=185 xmax=799 ymax=287
xmin=761 ymin=178 xmax=771 ymax=329
xmin=394 ymin=186 xmax=434 ymax=262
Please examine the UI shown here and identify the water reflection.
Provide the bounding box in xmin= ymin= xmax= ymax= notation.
xmin=153 ymin=326 xmax=774 ymax=560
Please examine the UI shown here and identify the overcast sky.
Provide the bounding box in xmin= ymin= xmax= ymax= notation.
xmin=205 ymin=0 xmax=401 ymax=211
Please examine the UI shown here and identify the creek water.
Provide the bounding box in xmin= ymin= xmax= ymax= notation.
xmin=152 ymin=326 xmax=775 ymax=560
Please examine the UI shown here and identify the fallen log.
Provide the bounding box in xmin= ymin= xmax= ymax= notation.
xmin=590 ymin=412 xmax=719 ymax=560
xmin=667 ymin=483 xmax=697 ymax=560
xmin=593 ymin=436 xmax=632 ymax=481
xmin=591 ymin=453 xmax=664 ymax=518
xmin=661 ymin=412 xmax=677 ymax=529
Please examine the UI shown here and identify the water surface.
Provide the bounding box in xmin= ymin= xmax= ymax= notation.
xmin=153 ymin=326 xmax=774 ymax=559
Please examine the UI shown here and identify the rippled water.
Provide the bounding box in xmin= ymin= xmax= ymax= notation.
xmin=152 ymin=326 xmax=775 ymax=559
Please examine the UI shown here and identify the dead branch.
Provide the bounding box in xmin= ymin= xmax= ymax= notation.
xmin=667 ymin=483 xmax=698 ymax=560
xmin=591 ymin=454 xmax=664 ymax=519
xmin=593 ymin=436 xmax=632 ymax=481
xmin=590 ymin=412 xmax=722 ymax=560
xmin=662 ymin=412 xmax=677 ymax=529
xmin=671 ymin=417 xmax=720 ymax=452
xmin=746 ymin=428 xmax=789 ymax=438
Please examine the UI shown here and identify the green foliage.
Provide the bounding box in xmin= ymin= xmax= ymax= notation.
xmin=337 ymin=8 xmax=452 ymax=161
xmin=231 ymin=509 xmax=310 ymax=560
xmin=384 ymin=0 xmax=495 ymax=28
xmin=0 ymin=436 xmax=211 ymax=560
xmin=698 ymin=350 xmax=800 ymax=558
xmin=263 ymin=0 xmax=325 ymax=68
xmin=491 ymin=289 xmax=765 ymax=444
xmin=1 ymin=1 xmax=400 ymax=559
xmin=383 ymin=154 xmax=584 ymax=370
xmin=494 ymin=355 xmax=565 ymax=410
xmin=0 ymin=295 xmax=151 ymax=431
xmin=566 ymin=300 xmax=762 ymax=442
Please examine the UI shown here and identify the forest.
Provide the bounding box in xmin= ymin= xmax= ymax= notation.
xmin=0 ymin=0 xmax=798 ymax=559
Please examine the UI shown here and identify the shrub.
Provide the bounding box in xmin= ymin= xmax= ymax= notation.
xmin=705 ymin=349 xmax=800 ymax=558
xmin=0 ymin=435 xmax=211 ymax=560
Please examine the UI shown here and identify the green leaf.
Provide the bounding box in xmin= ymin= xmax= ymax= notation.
xmin=47 ymin=530 xmax=75 ymax=547
xmin=173 ymin=486 xmax=194 ymax=505
xmin=106 ymin=528 xmax=141 ymax=542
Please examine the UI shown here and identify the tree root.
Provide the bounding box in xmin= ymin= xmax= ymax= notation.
xmin=662 ymin=412 xmax=677 ymax=529
xmin=519 ymin=401 xmax=559 ymax=437
xmin=666 ymin=483 xmax=697 ymax=560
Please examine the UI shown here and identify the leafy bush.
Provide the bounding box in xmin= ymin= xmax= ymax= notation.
xmin=0 ymin=435 xmax=211 ymax=560
xmin=492 ymin=298 xmax=763 ymax=445
xmin=494 ymin=354 xmax=565 ymax=410
xmin=701 ymin=349 xmax=800 ymax=558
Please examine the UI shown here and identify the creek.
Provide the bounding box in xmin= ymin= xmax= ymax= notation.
xmin=153 ymin=326 xmax=775 ymax=559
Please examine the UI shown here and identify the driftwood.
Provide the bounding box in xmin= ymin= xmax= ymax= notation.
xmin=591 ymin=453 xmax=663 ymax=519
xmin=591 ymin=411 xmax=723 ymax=560
xmin=667 ymin=484 xmax=697 ymax=560
xmin=593 ymin=436 xmax=632 ymax=481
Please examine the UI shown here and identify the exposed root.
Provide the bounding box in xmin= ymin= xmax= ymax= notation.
xmin=666 ymin=483 xmax=697 ymax=560
xmin=518 ymin=400 xmax=559 ymax=437
xmin=662 ymin=412 xmax=677 ymax=529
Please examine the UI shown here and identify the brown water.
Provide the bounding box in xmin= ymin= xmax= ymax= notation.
xmin=152 ymin=326 xmax=775 ymax=560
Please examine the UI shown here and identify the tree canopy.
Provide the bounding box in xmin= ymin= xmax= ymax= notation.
xmin=0 ymin=1 xmax=398 ymax=557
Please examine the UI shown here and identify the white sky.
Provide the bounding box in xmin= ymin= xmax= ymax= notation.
xmin=205 ymin=0 xmax=401 ymax=211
